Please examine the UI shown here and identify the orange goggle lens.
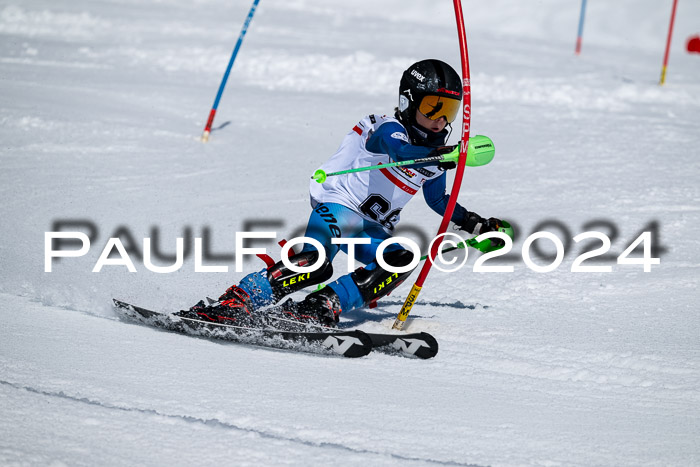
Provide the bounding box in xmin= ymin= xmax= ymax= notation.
xmin=418 ymin=95 xmax=461 ymax=123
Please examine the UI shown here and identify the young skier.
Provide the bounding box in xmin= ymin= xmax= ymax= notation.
xmin=187 ymin=59 xmax=505 ymax=327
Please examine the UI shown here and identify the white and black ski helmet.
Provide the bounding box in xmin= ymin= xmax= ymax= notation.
xmin=397 ymin=59 xmax=462 ymax=145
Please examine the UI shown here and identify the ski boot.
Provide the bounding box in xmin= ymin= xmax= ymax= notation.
xmin=179 ymin=285 xmax=256 ymax=325
xmin=270 ymin=287 xmax=342 ymax=329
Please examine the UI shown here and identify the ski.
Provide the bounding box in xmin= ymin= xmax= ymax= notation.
xmin=113 ymin=299 xmax=439 ymax=359
xmin=262 ymin=314 xmax=438 ymax=359
xmin=113 ymin=299 xmax=372 ymax=358
xmin=366 ymin=332 xmax=438 ymax=359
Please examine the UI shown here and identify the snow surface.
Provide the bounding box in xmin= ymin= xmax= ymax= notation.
xmin=1 ymin=0 xmax=699 ymax=465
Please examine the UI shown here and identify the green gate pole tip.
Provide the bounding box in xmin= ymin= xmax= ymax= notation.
xmin=312 ymin=169 xmax=327 ymax=183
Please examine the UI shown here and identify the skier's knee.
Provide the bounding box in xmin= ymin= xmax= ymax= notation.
xmin=351 ymin=249 xmax=416 ymax=305
xmin=267 ymin=250 xmax=333 ymax=300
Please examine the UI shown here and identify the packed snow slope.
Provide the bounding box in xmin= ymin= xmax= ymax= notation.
xmin=1 ymin=0 xmax=699 ymax=465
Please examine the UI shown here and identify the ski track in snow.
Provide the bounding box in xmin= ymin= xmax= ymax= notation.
xmin=1 ymin=0 xmax=700 ymax=465
xmin=0 ymin=380 xmax=481 ymax=467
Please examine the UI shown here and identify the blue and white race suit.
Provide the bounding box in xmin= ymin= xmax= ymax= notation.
xmin=242 ymin=114 xmax=471 ymax=312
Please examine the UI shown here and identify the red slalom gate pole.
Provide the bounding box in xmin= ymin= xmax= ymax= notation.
xmin=393 ymin=0 xmax=472 ymax=330
xmin=659 ymin=0 xmax=679 ymax=85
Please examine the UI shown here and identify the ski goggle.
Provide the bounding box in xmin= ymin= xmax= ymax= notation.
xmin=418 ymin=95 xmax=461 ymax=123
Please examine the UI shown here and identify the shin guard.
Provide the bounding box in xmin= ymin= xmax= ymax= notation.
xmin=267 ymin=251 xmax=333 ymax=301
xmin=351 ymin=249 xmax=416 ymax=305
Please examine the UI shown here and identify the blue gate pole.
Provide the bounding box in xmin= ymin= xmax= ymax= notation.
xmin=575 ymin=0 xmax=587 ymax=55
xmin=202 ymin=0 xmax=260 ymax=142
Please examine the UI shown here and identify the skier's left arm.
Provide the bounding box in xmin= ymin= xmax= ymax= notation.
xmin=423 ymin=174 xmax=504 ymax=236
xmin=422 ymin=173 xmax=469 ymax=224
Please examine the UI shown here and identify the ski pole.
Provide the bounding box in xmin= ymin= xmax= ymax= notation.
xmin=201 ymin=0 xmax=260 ymax=142
xmin=311 ymin=135 xmax=493 ymax=183
xmin=393 ymin=0 xmax=472 ymax=331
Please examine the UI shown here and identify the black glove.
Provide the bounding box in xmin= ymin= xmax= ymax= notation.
xmin=479 ymin=217 xmax=505 ymax=235
xmin=433 ymin=145 xmax=457 ymax=155
xmin=456 ymin=211 xmax=485 ymax=234
xmin=478 ymin=217 xmax=506 ymax=249
xmin=457 ymin=214 xmax=506 ymax=245
xmin=437 ymin=160 xmax=456 ymax=170
xmin=431 ymin=145 xmax=458 ymax=171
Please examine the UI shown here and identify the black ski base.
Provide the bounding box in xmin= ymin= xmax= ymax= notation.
xmin=113 ymin=299 xmax=438 ymax=359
